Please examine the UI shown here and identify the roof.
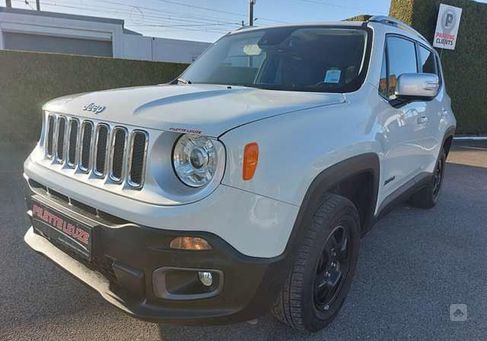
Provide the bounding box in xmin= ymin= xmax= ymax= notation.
xmin=231 ymin=17 xmax=430 ymax=46
xmin=367 ymin=15 xmax=428 ymax=44
xmin=232 ymin=21 xmax=364 ymax=34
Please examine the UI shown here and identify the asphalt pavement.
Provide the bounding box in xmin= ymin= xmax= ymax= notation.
xmin=1 ymin=140 xmax=486 ymax=341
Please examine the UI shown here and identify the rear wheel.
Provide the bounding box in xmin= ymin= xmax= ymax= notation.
xmin=410 ymin=150 xmax=446 ymax=209
xmin=272 ymin=193 xmax=360 ymax=332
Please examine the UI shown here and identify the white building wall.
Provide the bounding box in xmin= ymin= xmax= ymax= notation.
xmin=0 ymin=25 xmax=4 ymax=49
xmin=122 ymin=34 xmax=152 ymax=61
xmin=0 ymin=9 xmax=212 ymax=63
xmin=0 ymin=10 xmax=124 ymax=57
xmin=120 ymin=35 xmax=210 ymax=63
xmin=151 ymin=37 xmax=210 ymax=63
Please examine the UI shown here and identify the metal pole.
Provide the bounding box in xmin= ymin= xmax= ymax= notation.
xmin=36 ymin=0 xmax=40 ymax=10
xmin=6 ymin=0 xmax=12 ymax=8
xmin=249 ymin=0 xmax=256 ymax=26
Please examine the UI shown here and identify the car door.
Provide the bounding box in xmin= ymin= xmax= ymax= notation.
xmin=416 ymin=44 xmax=444 ymax=171
xmin=379 ymin=35 xmax=426 ymax=199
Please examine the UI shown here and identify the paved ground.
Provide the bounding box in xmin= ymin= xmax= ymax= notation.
xmin=1 ymin=140 xmax=486 ymax=341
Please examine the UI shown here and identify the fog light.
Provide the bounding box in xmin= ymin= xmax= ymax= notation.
xmin=198 ymin=271 xmax=213 ymax=287
xmin=170 ymin=237 xmax=211 ymax=250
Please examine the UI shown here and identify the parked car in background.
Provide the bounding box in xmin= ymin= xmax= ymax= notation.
xmin=23 ymin=16 xmax=455 ymax=332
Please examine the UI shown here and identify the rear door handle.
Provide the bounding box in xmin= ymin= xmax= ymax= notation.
xmin=417 ymin=116 xmax=428 ymax=124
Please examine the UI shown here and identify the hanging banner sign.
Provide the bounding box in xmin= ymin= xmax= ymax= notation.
xmin=433 ymin=4 xmax=462 ymax=50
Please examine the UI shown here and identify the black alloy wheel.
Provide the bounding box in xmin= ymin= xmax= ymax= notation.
xmin=313 ymin=225 xmax=351 ymax=312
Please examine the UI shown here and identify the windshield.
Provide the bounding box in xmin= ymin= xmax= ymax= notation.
xmin=181 ymin=26 xmax=369 ymax=93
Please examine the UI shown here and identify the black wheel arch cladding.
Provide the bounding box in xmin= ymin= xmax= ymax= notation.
xmin=285 ymin=153 xmax=380 ymax=255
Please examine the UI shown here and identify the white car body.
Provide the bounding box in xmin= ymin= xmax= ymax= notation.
xmin=23 ymin=18 xmax=456 ymax=325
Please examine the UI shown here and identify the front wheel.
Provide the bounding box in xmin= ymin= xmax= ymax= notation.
xmin=272 ymin=193 xmax=360 ymax=332
xmin=409 ymin=150 xmax=446 ymax=209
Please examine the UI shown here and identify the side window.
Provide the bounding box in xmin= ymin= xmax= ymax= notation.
xmin=418 ymin=46 xmax=437 ymax=74
xmin=379 ymin=51 xmax=388 ymax=98
xmin=386 ymin=36 xmax=418 ymax=97
xmin=435 ymin=54 xmax=443 ymax=85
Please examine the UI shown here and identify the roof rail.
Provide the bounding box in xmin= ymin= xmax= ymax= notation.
xmin=368 ymin=15 xmax=429 ymax=43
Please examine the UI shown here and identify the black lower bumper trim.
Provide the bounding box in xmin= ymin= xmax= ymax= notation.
xmin=24 ymin=186 xmax=289 ymax=325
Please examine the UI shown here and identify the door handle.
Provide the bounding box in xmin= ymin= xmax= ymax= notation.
xmin=417 ymin=116 xmax=428 ymax=124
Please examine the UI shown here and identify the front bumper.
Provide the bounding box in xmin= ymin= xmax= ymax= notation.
xmin=24 ymin=186 xmax=290 ymax=324
xmin=24 ymin=155 xmax=298 ymax=258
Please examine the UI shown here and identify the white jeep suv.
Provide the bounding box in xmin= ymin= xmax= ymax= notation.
xmin=24 ymin=16 xmax=456 ymax=332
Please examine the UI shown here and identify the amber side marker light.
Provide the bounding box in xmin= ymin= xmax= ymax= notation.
xmin=170 ymin=237 xmax=212 ymax=250
xmin=243 ymin=142 xmax=259 ymax=181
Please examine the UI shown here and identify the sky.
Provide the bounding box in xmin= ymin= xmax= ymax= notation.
xmin=7 ymin=0 xmax=486 ymax=42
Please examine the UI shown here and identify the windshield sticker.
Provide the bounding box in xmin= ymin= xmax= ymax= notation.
xmin=324 ymin=69 xmax=341 ymax=84
xmin=243 ymin=44 xmax=262 ymax=56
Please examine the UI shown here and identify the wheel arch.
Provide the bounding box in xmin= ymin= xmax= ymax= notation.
xmin=284 ymin=153 xmax=380 ymax=255
xmin=442 ymin=126 xmax=456 ymax=157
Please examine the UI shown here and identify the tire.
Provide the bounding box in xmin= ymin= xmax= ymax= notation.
xmin=272 ymin=193 xmax=361 ymax=332
xmin=409 ymin=150 xmax=446 ymax=209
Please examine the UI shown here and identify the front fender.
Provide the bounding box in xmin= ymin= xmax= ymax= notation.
xmin=219 ymin=103 xmax=381 ymax=207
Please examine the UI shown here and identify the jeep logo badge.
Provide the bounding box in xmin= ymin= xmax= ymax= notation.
xmin=82 ymin=103 xmax=106 ymax=114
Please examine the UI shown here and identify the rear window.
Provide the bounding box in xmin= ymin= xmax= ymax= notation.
xmin=418 ymin=45 xmax=437 ymax=74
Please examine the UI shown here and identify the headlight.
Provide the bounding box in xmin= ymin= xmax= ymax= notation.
xmin=172 ymin=134 xmax=218 ymax=188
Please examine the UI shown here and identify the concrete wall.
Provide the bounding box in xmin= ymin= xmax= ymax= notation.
xmin=0 ymin=8 xmax=124 ymax=57
xmin=122 ymin=34 xmax=152 ymax=61
xmin=152 ymin=37 xmax=210 ymax=63
xmin=122 ymin=35 xmax=210 ymax=63
xmin=3 ymin=31 xmax=113 ymax=57
xmin=0 ymin=8 xmax=211 ymax=63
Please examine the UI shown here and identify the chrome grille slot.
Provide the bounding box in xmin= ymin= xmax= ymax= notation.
xmin=110 ymin=127 xmax=127 ymax=182
xmin=128 ymin=131 xmax=148 ymax=188
xmin=46 ymin=115 xmax=55 ymax=158
xmin=55 ymin=116 xmax=67 ymax=162
xmin=80 ymin=121 xmax=93 ymax=172
xmin=43 ymin=114 xmax=148 ymax=190
xmin=67 ymin=119 xmax=79 ymax=167
xmin=94 ymin=124 xmax=109 ymax=177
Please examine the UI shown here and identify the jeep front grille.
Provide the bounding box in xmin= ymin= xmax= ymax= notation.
xmin=80 ymin=121 xmax=93 ymax=172
xmin=128 ymin=131 xmax=148 ymax=186
xmin=110 ymin=127 xmax=127 ymax=182
xmin=94 ymin=124 xmax=109 ymax=176
xmin=44 ymin=114 xmax=148 ymax=189
xmin=46 ymin=115 xmax=55 ymax=158
xmin=67 ymin=119 xmax=79 ymax=167
xmin=56 ymin=116 xmax=67 ymax=161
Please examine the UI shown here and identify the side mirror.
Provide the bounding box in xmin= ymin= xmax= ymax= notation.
xmin=395 ymin=73 xmax=439 ymax=100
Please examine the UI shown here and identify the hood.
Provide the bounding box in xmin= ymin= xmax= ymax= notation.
xmin=43 ymin=84 xmax=346 ymax=137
